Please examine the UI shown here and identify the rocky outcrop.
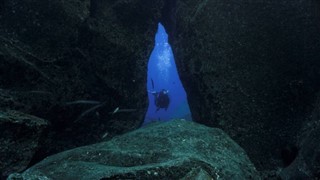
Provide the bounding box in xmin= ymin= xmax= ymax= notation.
xmin=0 ymin=0 xmax=164 ymax=170
xmin=280 ymin=120 xmax=320 ymax=179
xmin=0 ymin=110 xmax=48 ymax=178
xmin=8 ymin=120 xmax=260 ymax=180
xmin=165 ymin=0 xmax=320 ymax=170
xmin=0 ymin=0 xmax=162 ymax=130
xmin=280 ymin=95 xmax=320 ymax=179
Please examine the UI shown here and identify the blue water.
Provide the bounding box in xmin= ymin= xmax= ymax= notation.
xmin=144 ymin=23 xmax=192 ymax=125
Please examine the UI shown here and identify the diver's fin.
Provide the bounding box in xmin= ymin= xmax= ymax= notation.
xmin=147 ymin=90 xmax=157 ymax=95
xmin=151 ymin=78 xmax=155 ymax=89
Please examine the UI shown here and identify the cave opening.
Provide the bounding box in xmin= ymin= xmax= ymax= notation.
xmin=143 ymin=23 xmax=192 ymax=125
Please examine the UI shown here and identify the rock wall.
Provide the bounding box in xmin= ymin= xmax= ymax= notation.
xmin=0 ymin=0 xmax=164 ymax=173
xmin=165 ymin=0 xmax=320 ymax=170
xmin=279 ymin=94 xmax=320 ymax=179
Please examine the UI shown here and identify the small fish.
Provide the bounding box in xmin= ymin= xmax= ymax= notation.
xmin=112 ymin=107 xmax=119 ymax=114
xmin=102 ymin=132 xmax=109 ymax=139
xmin=109 ymin=107 xmax=137 ymax=115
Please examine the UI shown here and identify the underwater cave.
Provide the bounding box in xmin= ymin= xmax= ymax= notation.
xmin=144 ymin=23 xmax=192 ymax=125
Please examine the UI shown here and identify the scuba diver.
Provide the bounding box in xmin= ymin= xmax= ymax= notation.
xmin=148 ymin=89 xmax=170 ymax=111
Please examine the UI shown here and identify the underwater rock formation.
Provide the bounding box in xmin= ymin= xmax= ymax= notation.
xmin=8 ymin=120 xmax=260 ymax=180
xmin=279 ymin=96 xmax=320 ymax=179
xmin=1 ymin=0 xmax=320 ymax=178
xmin=280 ymin=120 xmax=320 ymax=179
xmin=0 ymin=0 xmax=164 ymax=172
xmin=164 ymin=0 xmax=320 ymax=170
xmin=0 ymin=110 xmax=48 ymax=177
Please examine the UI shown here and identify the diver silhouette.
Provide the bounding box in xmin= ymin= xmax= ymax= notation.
xmin=148 ymin=89 xmax=170 ymax=111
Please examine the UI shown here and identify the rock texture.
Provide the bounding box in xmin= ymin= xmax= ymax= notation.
xmin=280 ymin=120 xmax=320 ymax=179
xmin=165 ymin=0 xmax=320 ymax=170
xmin=0 ymin=110 xmax=48 ymax=177
xmin=8 ymin=120 xmax=260 ymax=180
xmin=1 ymin=0 xmax=320 ymax=178
xmin=0 ymin=0 xmax=164 ymax=173
xmin=279 ymin=95 xmax=320 ymax=179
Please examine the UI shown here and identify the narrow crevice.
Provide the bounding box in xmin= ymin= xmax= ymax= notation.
xmin=144 ymin=23 xmax=191 ymax=125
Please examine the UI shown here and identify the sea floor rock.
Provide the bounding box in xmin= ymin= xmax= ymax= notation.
xmin=0 ymin=110 xmax=48 ymax=178
xmin=8 ymin=120 xmax=260 ymax=180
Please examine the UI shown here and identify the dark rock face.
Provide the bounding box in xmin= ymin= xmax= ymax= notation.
xmin=280 ymin=120 xmax=320 ymax=179
xmin=0 ymin=0 xmax=161 ymax=125
xmin=279 ymin=96 xmax=320 ymax=179
xmin=164 ymin=0 xmax=320 ymax=170
xmin=0 ymin=0 xmax=164 ymax=174
xmin=0 ymin=110 xmax=48 ymax=177
xmin=285 ymin=126 xmax=320 ymax=178
xmin=8 ymin=120 xmax=260 ymax=180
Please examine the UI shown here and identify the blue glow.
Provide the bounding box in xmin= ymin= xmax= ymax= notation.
xmin=144 ymin=23 xmax=192 ymax=125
